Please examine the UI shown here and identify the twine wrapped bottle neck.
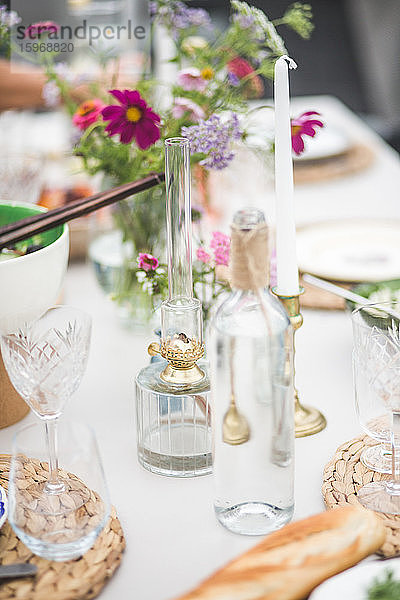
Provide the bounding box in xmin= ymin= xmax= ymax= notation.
xmin=229 ymin=222 xmax=270 ymax=291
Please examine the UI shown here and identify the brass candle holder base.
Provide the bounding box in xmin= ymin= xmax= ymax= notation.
xmin=272 ymin=287 xmax=327 ymax=438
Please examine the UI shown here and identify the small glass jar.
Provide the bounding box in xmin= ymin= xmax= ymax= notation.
xmin=209 ymin=207 xmax=294 ymax=535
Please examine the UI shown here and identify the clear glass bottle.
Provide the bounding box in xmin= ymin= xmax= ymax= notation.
xmin=209 ymin=207 xmax=294 ymax=535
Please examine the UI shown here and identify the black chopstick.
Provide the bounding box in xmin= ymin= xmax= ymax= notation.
xmin=0 ymin=172 xmax=165 ymax=250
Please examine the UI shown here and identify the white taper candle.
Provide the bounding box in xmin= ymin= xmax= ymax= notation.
xmin=274 ymin=55 xmax=300 ymax=296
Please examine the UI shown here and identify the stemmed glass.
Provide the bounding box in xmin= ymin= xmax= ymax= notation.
xmin=1 ymin=306 xmax=92 ymax=501
xmin=352 ymin=302 xmax=400 ymax=514
xmin=353 ymin=349 xmax=394 ymax=473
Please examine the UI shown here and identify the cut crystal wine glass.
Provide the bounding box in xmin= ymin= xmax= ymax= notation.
xmin=353 ymin=349 xmax=395 ymax=474
xmin=352 ymin=303 xmax=400 ymax=514
xmin=1 ymin=306 xmax=92 ymax=500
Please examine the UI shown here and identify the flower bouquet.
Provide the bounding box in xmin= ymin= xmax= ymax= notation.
xmin=1 ymin=1 xmax=322 ymax=325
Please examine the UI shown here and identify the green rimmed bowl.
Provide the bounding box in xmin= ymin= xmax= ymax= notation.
xmin=0 ymin=203 xmax=69 ymax=333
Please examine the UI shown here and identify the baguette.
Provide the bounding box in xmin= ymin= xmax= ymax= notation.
xmin=174 ymin=505 xmax=386 ymax=600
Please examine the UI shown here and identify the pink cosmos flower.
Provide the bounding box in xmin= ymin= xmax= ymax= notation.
xmin=177 ymin=68 xmax=207 ymax=92
xmin=172 ymin=97 xmax=205 ymax=122
xmin=72 ymin=99 xmax=105 ymax=131
xmin=138 ymin=253 xmax=159 ymax=272
xmin=210 ymin=231 xmax=230 ymax=266
xmin=291 ymin=111 xmax=324 ymax=155
xmin=102 ymin=89 xmax=161 ymax=149
xmin=25 ymin=21 xmax=60 ymax=38
xmin=227 ymin=56 xmax=264 ymax=99
xmin=196 ymin=248 xmax=211 ymax=264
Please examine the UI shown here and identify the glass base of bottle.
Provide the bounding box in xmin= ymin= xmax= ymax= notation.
xmin=135 ymin=361 xmax=212 ymax=478
xmin=215 ymin=502 xmax=294 ymax=536
xmin=137 ymin=422 xmax=212 ymax=478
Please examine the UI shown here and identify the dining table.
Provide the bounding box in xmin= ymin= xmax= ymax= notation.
xmin=1 ymin=95 xmax=400 ymax=599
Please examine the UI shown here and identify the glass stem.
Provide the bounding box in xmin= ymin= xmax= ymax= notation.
xmin=44 ymin=419 xmax=64 ymax=494
xmin=388 ymin=411 xmax=400 ymax=495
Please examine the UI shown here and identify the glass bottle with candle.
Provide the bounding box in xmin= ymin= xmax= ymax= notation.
xmin=135 ymin=138 xmax=211 ymax=477
xmin=209 ymin=207 xmax=294 ymax=535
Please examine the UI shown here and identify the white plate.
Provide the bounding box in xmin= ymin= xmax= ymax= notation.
xmin=310 ymin=558 xmax=400 ymax=600
xmin=294 ymin=125 xmax=350 ymax=162
xmin=297 ymin=219 xmax=400 ymax=282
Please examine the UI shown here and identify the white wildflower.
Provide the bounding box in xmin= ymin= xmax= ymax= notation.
xmin=231 ymin=0 xmax=287 ymax=54
xmin=42 ymin=81 xmax=61 ymax=108
xmin=142 ymin=281 xmax=153 ymax=295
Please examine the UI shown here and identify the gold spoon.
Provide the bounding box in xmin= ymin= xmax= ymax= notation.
xmin=222 ymin=338 xmax=250 ymax=445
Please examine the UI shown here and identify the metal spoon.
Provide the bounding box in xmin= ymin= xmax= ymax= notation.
xmin=222 ymin=338 xmax=250 ymax=445
xmin=0 ymin=563 xmax=37 ymax=579
xmin=303 ymin=273 xmax=400 ymax=321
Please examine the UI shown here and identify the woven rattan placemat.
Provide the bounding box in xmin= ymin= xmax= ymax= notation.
xmin=294 ymin=144 xmax=375 ymax=185
xmin=0 ymin=454 xmax=125 ymax=600
xmin=323 ymin=435 xmax=400 ymax=558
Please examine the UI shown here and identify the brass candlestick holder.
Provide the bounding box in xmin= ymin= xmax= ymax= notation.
xmin=273 ymin=287 xmax=327 ymax=438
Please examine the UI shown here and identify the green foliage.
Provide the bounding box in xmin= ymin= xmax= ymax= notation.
xmin=367 ymin=569 xmax=400 ymax=600
xmin=281 ymin=3 xmax=314 ymax=39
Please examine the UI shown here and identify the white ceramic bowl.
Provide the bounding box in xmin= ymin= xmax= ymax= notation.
xmin=0 ymin=202 xmax=69 ymax=333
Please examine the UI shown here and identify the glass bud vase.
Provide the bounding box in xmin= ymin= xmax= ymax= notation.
xmin=209 ymin=207 xmax=294 ymax=535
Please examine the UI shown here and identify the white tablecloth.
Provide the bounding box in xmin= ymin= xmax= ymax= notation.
xmin=1 ymin=96 xmax=400 ymax=599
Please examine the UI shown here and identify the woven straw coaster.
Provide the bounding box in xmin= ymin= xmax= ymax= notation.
xmin=0 ymin=454 xmax=125 ymax=600
xmin=323 ymin=435 xmax=400 ymax=558
xmin=293 ymin=144 xmax=375 ymax=185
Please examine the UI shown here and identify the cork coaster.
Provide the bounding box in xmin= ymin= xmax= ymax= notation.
xmin=323 ymin=435 xmax=400 ymax=557
xmin=294 ymin=144 xmax=375 ymax=185
xmin=0 ymin=454 xmax=125 ymax=600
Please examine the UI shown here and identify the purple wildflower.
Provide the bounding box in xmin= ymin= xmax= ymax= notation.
xmin=151 ymin=1 xmax=211 ymax=38
xmin=228 ymin=72 xmax=240 ymax=87
xmin=233 ymin=13 xmax=255 ymax=28
xmin=182 ymin=113 xmax=242 ymax=170
xmin=0 ymin=5 xmax=21 ymax=28
xmin=149 ymin=1 xmax=158 ymax=17
xmin=187 ymin=7 xmax=210 ymax=26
